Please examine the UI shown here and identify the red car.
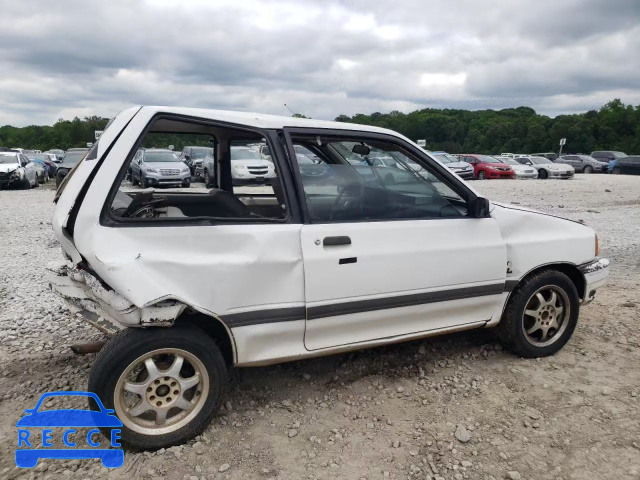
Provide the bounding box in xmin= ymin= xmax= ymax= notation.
xmin=459 ymin=154 xmax=515 ymax=180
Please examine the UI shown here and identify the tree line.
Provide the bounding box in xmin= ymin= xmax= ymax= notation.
xmin=2 ymin=99 xmax=639 ymax=155
xmin=335 ymin=99 xmax=640 ymax=154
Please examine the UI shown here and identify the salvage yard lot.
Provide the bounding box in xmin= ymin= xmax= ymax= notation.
xmin=1 ymin=175 xmax=639 ymax=480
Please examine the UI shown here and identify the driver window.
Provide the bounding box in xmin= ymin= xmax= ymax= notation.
xmin=291 ymin=136 xmax=468 ymax=223
xmin=108 ymin=117 xmax=287 ymax=222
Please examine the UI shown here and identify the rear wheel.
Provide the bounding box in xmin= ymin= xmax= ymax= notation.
xmin=88 ymin=324 xmax=227 ymax=450
xmin=583 ymin=166 xmax=593 ymax=174
xmin=538 ymin=169 xmax=548 ymax=179
xmin=477 ymin=171 xmax=487 ymax=180
xmin=497 ymin=270 xmax=579 ymax=357
xmin=612 ymin=167 xmax=621 ymax=175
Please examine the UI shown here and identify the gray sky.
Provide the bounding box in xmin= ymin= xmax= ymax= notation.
xmin=1 ymin=0 xmax=639 ymax=126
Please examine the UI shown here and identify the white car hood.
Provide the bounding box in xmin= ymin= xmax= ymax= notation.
xmin=510 ymin=164 xmax=533 ymax=173
xmin=0 ymin=163 xmax=20 ymax=173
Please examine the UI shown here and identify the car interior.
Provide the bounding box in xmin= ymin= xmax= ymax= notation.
xmin=289 ymin=135 xmax=468 ymax=222
xmin=108 ymin=117 xmax=287 ymax=222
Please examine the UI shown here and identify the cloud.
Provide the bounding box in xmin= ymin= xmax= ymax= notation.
xmin=0 ymin=0 xmax=639 ymax=126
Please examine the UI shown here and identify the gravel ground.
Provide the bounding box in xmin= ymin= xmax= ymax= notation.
xmin=1 ymin=175 xmax=639 ymax=480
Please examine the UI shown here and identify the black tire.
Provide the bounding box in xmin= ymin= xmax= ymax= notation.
xmin=132 ymin=173 xmax=139 ymax=186
xmin=88 ymin=324 xmax=227 ymax=450
xmin=583 ymin=166 xmax=593 ymax=174
xmin=497 ymin=269 xmax=580 ymax=358
xmin=126 ymin=169 xmax=132 ymax=181
xmin=182 ymin=179 xmax=191 ymax=188
xmin=477 ymin=171 xmax=487 ymax=180
xmin=538 ymin=169 xmax=548 ymax=179
xmin=204 ymin=169 xmax=212 ymax=188
xmin=612 ymin=167 xmax=621 ymax=175
xmin=22 ymin=176 xmax=31 ymax=189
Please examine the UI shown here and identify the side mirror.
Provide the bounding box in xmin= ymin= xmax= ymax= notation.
xmin=262 ymin=146 xmax=271 ymax=156
xmin=472 ymin=197 xmax=490 ymax=218
xmin=184 ymin=154 xmax=190 ymax=161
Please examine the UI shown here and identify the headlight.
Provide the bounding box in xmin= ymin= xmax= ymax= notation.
xmin=181 ymin=166 xmax=190 ymax=173
xmin=11 ymin=169 xmax=21 ymax=178
xmin=232 ymin=164 xmax=244 ymax=171
xmin=146 ymin=168 xmax=157 ymax=173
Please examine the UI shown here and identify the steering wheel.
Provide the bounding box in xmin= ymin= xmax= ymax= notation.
xmin=330 ymin=183 xmax=364 ymax=221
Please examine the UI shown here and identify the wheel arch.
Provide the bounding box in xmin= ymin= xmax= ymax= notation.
xmin=173 ymin=309 xmax=237 ymax=367
xmin=508 ymin=262 xmax=585 ymax=301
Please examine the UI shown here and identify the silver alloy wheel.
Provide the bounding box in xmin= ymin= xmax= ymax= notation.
xmin=522 ymin=285 xmax=570 ymax=347
xmin=114 ymin=348 xmax=209 ymax=436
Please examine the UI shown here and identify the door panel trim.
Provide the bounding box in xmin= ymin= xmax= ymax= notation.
xmin=306 ymin=282 xmax=504 ymax=320
xmin=220 ymin=282 xmax=505 ymax=328
xmin=223 ymin=306 xmax=306 ymax=328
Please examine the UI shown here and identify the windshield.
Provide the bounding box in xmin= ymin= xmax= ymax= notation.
xmin=612 ymin=152 xmax=627 ymax=158
xmin=231 ymin=148 xmax=261 ymax=161
xmin=531 ymin=157 xmax=552 ymax=164
xmin=474 ymin=154 xmax=501 ymax=163
xmin=0 ymin=154 xmax=19 ymax=164
xmin=432 ymin=153 xmax=458 ymax=164
xmin=503 ymin=158 xmax=520 ymax=166
xmin=61 ymin=151 xmax=87 ymax=165
xmin=190 ymin=147 xmax=213 ymax=159
xmin=144 ymin=151 xmax=180 ymax=163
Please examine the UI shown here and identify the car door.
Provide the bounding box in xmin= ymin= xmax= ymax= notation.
xmin=284 ymin=129 xmax=508 ymax=351
xmin=131 ymin=150 xmax=142 ymax=179
xmin=20 ymin=155 xmax=36 ymax=184
xmin=626 ymin=157 xmax=640 ymax=175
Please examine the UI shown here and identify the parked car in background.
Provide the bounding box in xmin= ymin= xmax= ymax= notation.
xmin=227 ymin=146 xmax=276 ymax=186
xmin=531 ymin=152 xmax=558 ymax=161
xmin=500 ymin=153 xmax=516 ymax=158
xmin=590 ymin=151 xmax=627 ymax=165
xmin=516 ymin=156 xmax=574 ymax=179
xmin=609 ymin=155 xmax=640 ymax=175
xmin=460 ymin=154 xmax=515 ymax=179
xmin=24 ymin=152 xmax=50 ymax=183
xmin=180 ymin=146 xmax=213 ymax=176
xmin=47 ymin=105 xmax=609 ymax=450
xmin=498 ymin=157 xmax=538 ymax=179
xmin=130 ymin=149 xmax=191 ymax=188
xmin=55 ymin=148 xmax=90 ymax=187
xmin=557 ymin=155 xmax=608 ymax=174
xmin=45 ymin=149 xmax=65 ymax=162
xmin=0 ymin=152 xmax=38 ymax=189
xmin=429 ymin=151 xmax=474 ymax=179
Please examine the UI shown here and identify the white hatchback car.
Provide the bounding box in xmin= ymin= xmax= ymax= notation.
xmin=48 ymin=106 xmax=609 ymax=450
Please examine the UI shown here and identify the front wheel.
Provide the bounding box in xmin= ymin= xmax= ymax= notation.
xmin=497 ymin=270 xmax=579 ymax=357
xmin=538 ymin=169 xmax=548 ymax=179
xmin=88 ymin=324 xmax=227 ymax=450
xmin=583 ymin=166 xmax=593 ymax=174
xmin=204 ymin=169 xmax=213 ymax=188
xmin=477 ymin=171 xmax=487 ymax=180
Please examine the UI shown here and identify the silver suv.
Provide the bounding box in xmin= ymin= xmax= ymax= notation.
xmin=130 ymin=149 xmax=191 ymax=188
xmin=557 ymin=155 xmax=608 ymax=174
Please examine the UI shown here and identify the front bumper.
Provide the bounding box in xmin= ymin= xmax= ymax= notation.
xmin=578 ymin=258 xmax=610 ymax=304
xmin=486 ymin=170 xmax=514 ymax=179
xmin=515 ymin=171 xmax=538 ymax=179
xmin=145 ymin=172 xmax=191 ymax=186
xmin=550 ymin=170 xmax=574 ymax=178
xmin=46 ymin=261 xmax=185 ymax=332
xmin=452 ymin=169 xmax=474 ymax=179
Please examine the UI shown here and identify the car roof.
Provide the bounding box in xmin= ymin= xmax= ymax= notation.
xmin=138 ymin=106 xmax=399 ymax=136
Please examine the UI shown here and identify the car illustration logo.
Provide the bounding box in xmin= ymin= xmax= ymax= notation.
xmin=15 ymin=391 xmax=124 ymax=468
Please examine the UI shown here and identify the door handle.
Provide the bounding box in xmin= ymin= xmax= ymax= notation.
xmin=323 ymin=236 xmax=351 ymax=246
